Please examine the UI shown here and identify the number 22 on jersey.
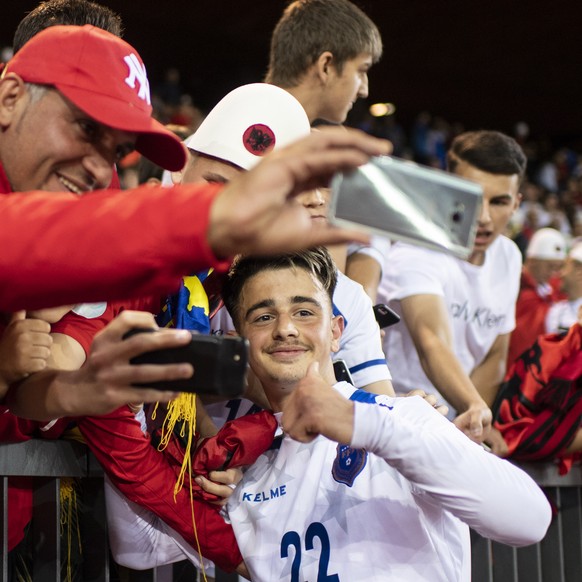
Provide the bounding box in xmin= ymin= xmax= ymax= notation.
xmin=280 ymin=522 xmax=339 ymax=582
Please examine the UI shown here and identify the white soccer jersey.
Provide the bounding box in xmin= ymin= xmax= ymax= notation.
xmin=379 ymin=236 xmax=521 ymax=410
xmin=227 ymin=386 xmax=551 ymax=582
xmin=207 ymin=270 xmax=391 ymax=427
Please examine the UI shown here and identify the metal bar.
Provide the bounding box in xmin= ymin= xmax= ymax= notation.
xmin=471 ymin=530 xmax=493 ymax=582
xmin=559 ymin=487 xmax=582 ymax=582
xmin=540 ymin=487 xmax=566 ymax=582
xmin=516 ymin=541 xmax=542 ymax=582
xmin=1 ymin=476 xmax=8 ymax=582
xmin=81 ymin=477 xmax=110 ymax=582
xmin=32 ymin=477 xmax=61 ymax=581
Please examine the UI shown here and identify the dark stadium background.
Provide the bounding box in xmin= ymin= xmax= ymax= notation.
xmin=2 ymin=1 xmax=581 ymax=146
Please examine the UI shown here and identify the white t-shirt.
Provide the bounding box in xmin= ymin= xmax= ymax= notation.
xmin=227 ymin=387 xmax=550 ymax=582
xmin=379 ymin=236 xmax=522 ymax=408
xmin=206 ymin=270 xmax=391 ymax=427
xmin=545 ymin=297 xmax=582 ymax=333
xmin=346 ymin=235 xmax=392 ymax=273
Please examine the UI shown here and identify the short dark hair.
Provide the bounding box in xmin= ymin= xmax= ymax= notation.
xmin=222 ymin=247 xmax=338 ymax=329
xmin=13 ymin=0 xmax=123 ymax=52
xmin=447 ymin=130 xmax=527 ymax=181
xmin=265 ymin=0 xmax=382 ymax=87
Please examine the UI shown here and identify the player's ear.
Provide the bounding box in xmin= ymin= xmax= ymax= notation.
xmin=330 ymin=315 xmax=343 ymax=353
xmin=316 ymin=51 xmax=334 ymax=84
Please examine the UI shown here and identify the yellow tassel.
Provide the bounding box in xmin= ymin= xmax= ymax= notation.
xmin=59 ymin=477 xmax=81 ymax=582
xmin=151 ymin=394 xmax=208 ymax=582
xmin=154 ymin=392 xmax=197 ymax=500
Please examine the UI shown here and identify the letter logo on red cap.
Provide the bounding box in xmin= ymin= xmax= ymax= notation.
xmin=124 ymin=53 xmax=151 ymax=105
xmin=242 ymin=124 xmax=276 ymax=156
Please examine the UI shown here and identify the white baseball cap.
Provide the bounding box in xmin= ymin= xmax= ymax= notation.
xmin=526 ymin=228 xmax=567 ymax=260
xmin=185 ymin=83 xmax=310 ymax=170
xmin=569 ymin=241 xmax=582 ymax=263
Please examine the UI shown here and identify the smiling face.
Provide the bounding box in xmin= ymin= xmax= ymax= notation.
xmin=452 ymin=160 xmax=521 ymax=265
xmin=0 ymin=82 xmax=136 ymax=194
xmin=320 ymin=52 xmax=372 ymax=123
xmin=237 ymin=266 xmax=341 ymax=409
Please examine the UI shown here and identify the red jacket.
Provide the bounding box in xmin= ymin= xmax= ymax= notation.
xmin=508 ymin=268 xmax=565 ymax=364
xmin=0 ymin=163 xmax=229 ymax=311
xmin=495 ymin=324 xmax=582 ymax=474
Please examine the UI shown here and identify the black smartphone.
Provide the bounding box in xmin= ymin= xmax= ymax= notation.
xmin=373 ymin=303 xmax=400 ymax=328
xmin=123 ymin=328 xmax=248 ymax=397
xmin=333 ymin=359 xmax=355 ymax=385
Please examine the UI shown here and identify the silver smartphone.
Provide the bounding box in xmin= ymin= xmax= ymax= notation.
xmin=329 ymin=156 xmax=483 ymax=259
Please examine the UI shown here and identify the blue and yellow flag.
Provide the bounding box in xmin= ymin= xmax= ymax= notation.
xmin=156 ymin=269 xmax=212 ymax=333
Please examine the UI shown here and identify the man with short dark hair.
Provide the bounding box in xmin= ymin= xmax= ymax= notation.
xmin=13 ymin=0 xmax=123 ymax=51
xmin=265 ymin=0 xmax=382 ymax=125
xmin=380 ymin=130 xmax=525 ymax=451
xmin=0 ymin=24 xmax=388 ymax=423
xmin=84 ymin=248 xmax=551 ymax=581
xmin=0 ymin=25 xmax=388 ymax=313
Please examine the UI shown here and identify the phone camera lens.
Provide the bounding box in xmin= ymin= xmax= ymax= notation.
xmin=452 ymin=202 xmax=465 ymax=223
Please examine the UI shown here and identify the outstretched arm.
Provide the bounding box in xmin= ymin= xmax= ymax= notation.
xmin=281 ymin=368 xmax=551 ymax=547
xmin=399 ymin=293 xmax=492 ymax=441
xmin=1 ymin=129 xmax=388 ymax=311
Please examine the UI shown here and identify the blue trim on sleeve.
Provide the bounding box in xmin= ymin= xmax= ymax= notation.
xmin=349 ymin=389 xmax=379 ymax=403
xmin=349 ymin=359 xmax=387 ymax=374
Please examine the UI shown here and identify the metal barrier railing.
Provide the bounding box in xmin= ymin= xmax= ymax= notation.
xmin=471 ymin=462 xmax=582 ymax=582
xmin=0 ymin=440 xmax=238 ymax=581
xmin=1 ymin=440 xmax=580 ymax=581
xmin=0 ymin=439 xmax=108 ymax=581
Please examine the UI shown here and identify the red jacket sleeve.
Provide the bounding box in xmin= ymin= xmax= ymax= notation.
xmin=0 ymin=183 xmax=231 ymax=311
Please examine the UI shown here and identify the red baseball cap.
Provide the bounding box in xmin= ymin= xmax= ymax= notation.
xmin=3 ymin=25 xmax=187 ymax=172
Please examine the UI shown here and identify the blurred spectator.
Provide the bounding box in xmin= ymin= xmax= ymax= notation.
xmin=512 ymin=181 xmax=547 ymax=236
xmin=541 ymin=191 xmax=571 ymax=236
xmin=545 ymin=241 xmax=582 ymax=333
xmin=426 ymin=116 xmax=450 ymax=169
xmin=411 ymin=110 xmax=431 ymax=164
xmin=508 ymin=228 xmax=567 ymax=364
xmin=154 ymin=66 xmax=183 ymax=107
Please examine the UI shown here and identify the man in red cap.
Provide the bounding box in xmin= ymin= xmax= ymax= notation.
xmin=0 ymin=24 xmax=388 ymax=416
xmin=0 ymin=25 xmax=389 ymax=312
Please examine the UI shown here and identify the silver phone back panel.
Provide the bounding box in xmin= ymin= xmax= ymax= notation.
xmin=330 ymin=156 xmax=483 ymax=259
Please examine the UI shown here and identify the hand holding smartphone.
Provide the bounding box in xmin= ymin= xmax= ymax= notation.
xmin=123 ymin=328 xmax=248 ymax=397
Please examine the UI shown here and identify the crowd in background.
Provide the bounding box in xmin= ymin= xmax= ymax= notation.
xmin=118 ymin=71 xmax=582 ymax=257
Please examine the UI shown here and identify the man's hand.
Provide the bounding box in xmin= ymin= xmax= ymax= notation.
xmin=194 ymin=468 xmax=243 ymax=506
xmin=62 ymin=311 xmax=194 ymax=416
xmin=484 ymin=426 xmax=509 ymax=457
xmin=406 ymin=389 xmax=449 ymax=417
xmin=281 ymin=362 xmax=354 ymax=444
xmin=208 ymin=128 xmax=390 ymax=258
xmin=453 ymin=400 xmax=493 ymax=443
xmin=0 ymin=311 xmax=52 ymax=387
